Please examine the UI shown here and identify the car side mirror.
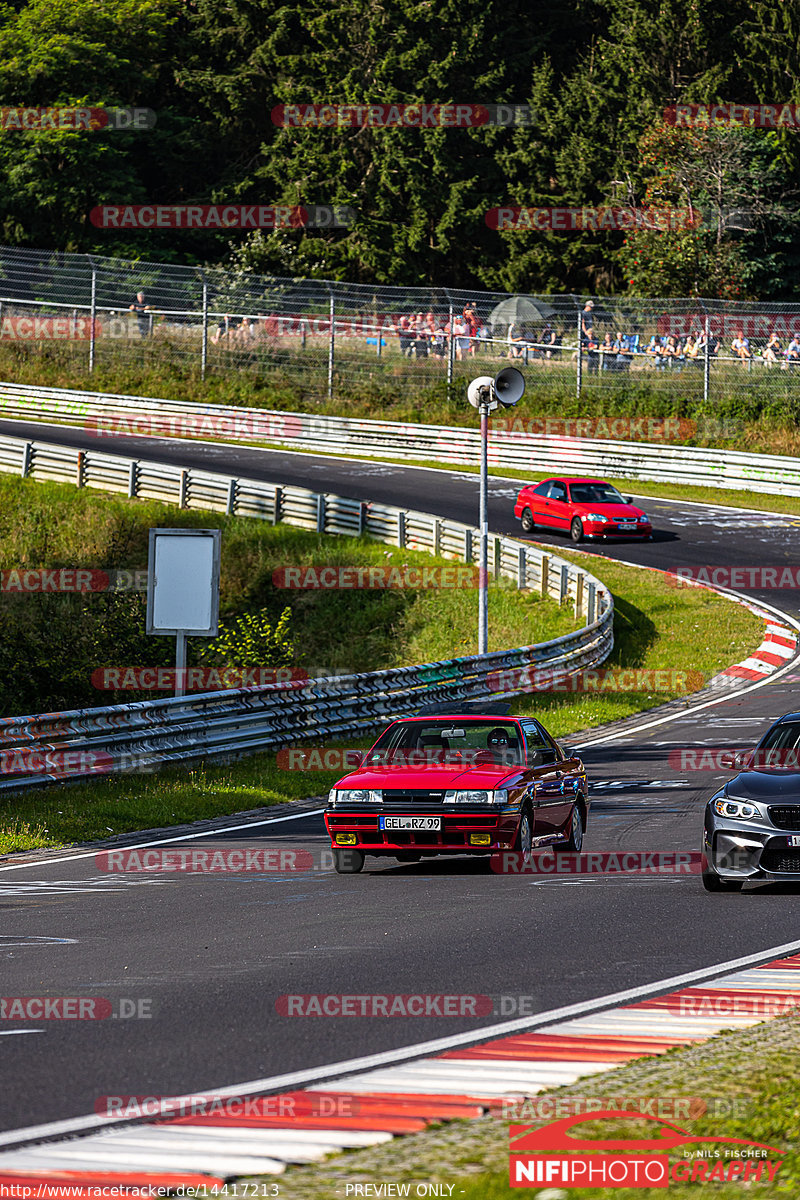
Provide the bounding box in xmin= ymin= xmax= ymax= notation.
xmin=623 ymin=496 xmax=633 ymax=504
xmin=718 ymin=749 xmax=753 ymax=770
xmin=560 ymin=746 xmax=580 ymax=761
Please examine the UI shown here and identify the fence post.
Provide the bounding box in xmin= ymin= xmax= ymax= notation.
xmin=179 ymin=469 xmax=189 ymax=509
xmin=398 ymin=510 xmax=406 ymax=547
xmin=226 ymin=477 xmax=237 ymax=515
xmin=273 ymin=485 xmax=282 ymax=524
xmin=587 ymin=581 xmax=597 ymax=626
xmin=201 ymin=278 xmax=208 ymax=381
xmin=88 ymin=264 xmax=97 ymax=374
xmin=128 ymin=461 xmax=138 ymax=498
xmin=518 ymin=547 xmax=527 ymax=589
xmin=327 ymin=290 xmax=335 ymax=400
xmin=317 ymin=493 xmax=326 ymax=532
xmin=576 ymin=310 xmax=583 ymax=398
xmin=575 ymin=572 xmax=584 ymax=619
xmin=447 ymin=302 xmax=455 ymax=403
xmin=704 ymin=315 xmax=710 ymax=405
xmin=21 ymin=442 xmax=31 ymax=478
xmin=540 ymin=554 xmax=549 ymax=598
xmin=76 ymin=450 xmax=85 ymax=489
xmin=559 ymin=563 xmax=569 ymax=604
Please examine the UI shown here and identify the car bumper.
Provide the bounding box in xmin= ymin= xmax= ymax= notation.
xmin=584 ymin=523 xmax=652 ymax=539
xmin=704 ymin=814 xmax=800 ymax=881
xmin=325 ymin=808 xmax=519 ymax=854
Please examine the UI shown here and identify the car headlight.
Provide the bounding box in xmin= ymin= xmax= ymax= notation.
xmin=328 ymin=788 xmax=382 ymax=806
xmin=443 ymin=789 xmax=507 ymax=805
xmin=713 ymin=798 xmax=759 ymax=820
xmin=638 ymin=514 xmax=649 ymax=523
xmin=584 ymin=512 xmax=607 ymax=522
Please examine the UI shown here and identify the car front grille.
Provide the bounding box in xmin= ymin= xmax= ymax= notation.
xmin=760 ymin=848 xmax=800 ymax=873
xmin=768 ymin=806 xmax=800 ymax=830
xmin=381 ymin=790 xmax=445 ymax=807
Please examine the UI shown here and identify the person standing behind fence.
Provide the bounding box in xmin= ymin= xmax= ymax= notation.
xmin=129 ymin=291 xmax=151 ymax=338
xmin=463 ymin=301 xmax=479 ymax=356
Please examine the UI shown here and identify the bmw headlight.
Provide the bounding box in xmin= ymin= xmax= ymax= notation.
xmin=444 ymin=789 xmax=507 ymax=805
xmin=328 ymin=788 xmax=382 ymax=806
xmin=584 ymin=512 xmax=607 ymax=522
xmin=713 ymin=798 xmax=759 ymax=820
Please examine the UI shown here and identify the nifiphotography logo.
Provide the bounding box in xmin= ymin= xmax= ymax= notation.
xmin=508 ymin=1111 xmax=784 ymax=1188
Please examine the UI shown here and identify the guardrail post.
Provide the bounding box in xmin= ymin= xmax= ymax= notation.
xmin=76 ymin=450 xmax=85 ymax=488
xmin=179 ymin=469 xmax=188 ymax=509
xmin=559 ymin=563 xmax=568 ymax=604
xmin=226 ymin=477 xmax=237 ymax=515
xmin=575 ymin=572 xmax=584 ymax=618
xmin=88 ymin=263 xmax=97 ymax=374
xmin=273 ymin=485 xmax=282 ymax=524
xmin=518 ymin=547 xmax=527 ymax=589
xmin=327 ymin=290 xmax=335 ymax=400
xmin=587 ymin=581 xmax=597 ymax=625
xmin=397 ymin=510 xmax=406 ymax=547
xmin=434 ymin=519 xmax=442 ymax=557
xmin=494 ymin=536 xmax=501 ymax=579
xmin=576 ymin=310 xmax=582 ymax=398
xmin=128 ymin=460 xmax=138 ymax=498
xmin=540 ymin=554 xmax=549 ymax=598
xmin=21 ymin=442 xmax=31 ymax=478
xmin=317 ymin=494 xmax=326 ymax=532
xmin=464 ymin=528 xmax=473 ymax=561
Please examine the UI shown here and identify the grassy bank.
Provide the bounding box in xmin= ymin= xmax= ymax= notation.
xmin=4 ymin=339 xmax=800 ymax=457
xmin=0 ymin=549 xmax=761 ymax=853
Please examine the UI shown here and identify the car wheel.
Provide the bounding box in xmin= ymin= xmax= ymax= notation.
xmin=520 ymin=507 xmax=536 ymax=533
xmin=514 ymin=801 xmax=533 ymax=864
xmin=556 ymin=802 xmax=584 ymax=852
xmin=570 ymin=517 xmax=584 ymax=543
xmin=333 ymin=848 xmax=365 ymax=874
xmin=701 ymin=864 xmax=743 ymax=892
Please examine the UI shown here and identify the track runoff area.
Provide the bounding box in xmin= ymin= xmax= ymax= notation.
xmin=0 ymin=421 xmax=800 ymax=1185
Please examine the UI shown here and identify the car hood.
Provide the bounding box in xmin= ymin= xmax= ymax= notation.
xmin=726 ymin=771 xmax=800 ymax=801
xmin=573 ymin=502 xmax=644 ymax=519
xmin=333 ymin=765 xmax=518 ymax=790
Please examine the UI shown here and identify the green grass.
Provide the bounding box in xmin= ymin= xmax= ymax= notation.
xmin=0 ymin=549 xmax=761 ymax=852
xmin=263 ymin=1010 xmax=800 ymax=1198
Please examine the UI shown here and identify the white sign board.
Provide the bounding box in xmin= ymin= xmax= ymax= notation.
xmin=146 ymin=528 xmax=220 ymax=636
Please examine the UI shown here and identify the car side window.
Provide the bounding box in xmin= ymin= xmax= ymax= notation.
xmin=549 ymin=481 xmax=567 ymax=502
xmin=532 ymin=481 xmax=552 ymax=497
xmin=520 ymin=719 xmax=558 ymax=766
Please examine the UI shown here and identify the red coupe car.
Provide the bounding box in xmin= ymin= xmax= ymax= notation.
xmin=514 ymin=477 xmax=653 ymax=542
xmin=324 ymin=710 xmax=588 ymax=873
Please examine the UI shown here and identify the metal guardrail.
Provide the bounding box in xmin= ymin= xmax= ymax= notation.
xmin=0 ymin=431 xmax=613 ymax=792
xmin=0 ymin=379 xmax=797 ymax=497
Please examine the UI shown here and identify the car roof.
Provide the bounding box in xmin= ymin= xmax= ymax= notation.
xmin=398 ymin=714 xmax=521 ymax=723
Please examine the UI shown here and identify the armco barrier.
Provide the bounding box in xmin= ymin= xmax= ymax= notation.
xmin=0 ymin=432 xmax=612 ymax=792
xmin=0 ymin=380 xmax=796 ymax=496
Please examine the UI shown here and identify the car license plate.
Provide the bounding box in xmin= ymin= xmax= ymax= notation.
xmin=380 ymin=816 xmax=441 ymax=831
xmin=789 ymin=835 xmax=800 ymax=847
xmin=618 ymin=523 xmax=637 ymax=531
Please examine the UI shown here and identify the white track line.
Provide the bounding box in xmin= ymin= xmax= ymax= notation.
xmin=4 ymin=936 xmax=800 ymax=1150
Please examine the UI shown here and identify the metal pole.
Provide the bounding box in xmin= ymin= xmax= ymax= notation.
xmin=175 ymin=631 xmax=187 ymax=699
xmin=328 ymin=291 xmax=335 ymax=400
xmin=703 ymin=315 xmax=710 ymax=405
xmin=447 ymin=302 xmax=455 ymax=402
xmin=478 ymin=402 xmax=489 ymax=655
xmin=88 ymin=265 xmax=97 ymax=374
xmin=576 ymin=310 xmax=583 ymax=398
xmin=201 ymin=280 xmax=208 ymax=381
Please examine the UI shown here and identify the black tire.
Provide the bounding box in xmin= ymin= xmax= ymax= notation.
xmin=520 ymin=507 xmax=535 ymax=533
xmin=514 ymin=801 xmax=534 ymax=864
xmin=570 ymin=517 xmax=584 ymax=543
xmin=556 ymin=801 xmax=584 ymax=852
xmin=702 ymin=867 xmax=743 ymax=892
xmin=334 ymin=848 xmax=365 ymax=874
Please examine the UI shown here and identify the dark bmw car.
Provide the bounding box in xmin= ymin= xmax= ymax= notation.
xmin=702 ymin=712 xmax=800 ymax=891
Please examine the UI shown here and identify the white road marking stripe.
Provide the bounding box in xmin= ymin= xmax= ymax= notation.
xmin=126 ymin=1125 xmax=392 ymax=1148
xmin=0 ymin=1145 xmax=287 ymax=1174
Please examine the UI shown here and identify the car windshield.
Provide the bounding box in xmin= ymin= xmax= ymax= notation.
xmin=569 ymin=484 xmax=625 ymax=504
xmin=752 ymin=721 xmax=800 ymax=770
xmin=365 ymin=720 xmax=523 ymax=767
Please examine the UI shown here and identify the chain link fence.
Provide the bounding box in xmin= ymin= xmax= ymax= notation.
xmin=2 ymin=243 xmax=799 ymax=406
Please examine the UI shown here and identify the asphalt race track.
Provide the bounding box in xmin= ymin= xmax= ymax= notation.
xmin=2 ymin=417 xmax=800 ymax=1141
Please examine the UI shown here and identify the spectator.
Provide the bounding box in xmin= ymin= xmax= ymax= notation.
xmin=463 ymin=301 xmax=479 ymax=356
xmin=580 ymin=300 xmax=595 ymax=344
xmin=731 ymin=330 xmax=752 ymax=362
xmin=453 ymin=313 xmax=470 ymax=361
xmin=540 ymin=324 xmax=557 ymax=359
xmin=763 ymin=332 xmax=782 ymax=366
xmin=507 ymin=321 xmax=525 ymax=359
xmin=599 ymin=331 xmax=616 ymax=370
xmin=397 ymin=315 xmax=414 ymax=357
xmin=646 ymin=334 xmax=665 ymax=369
xmin=432 ymin=320 xmax=447 ymax=358
xmin=786 ymin=336 xmax=800 ymax=368
xmin=683 ymin=332 xmax=700 ymax=363
xmin=476 ymin=320 xmax=491 ymax=354
xmin=129 ymin=291 xmax=151 ymax=338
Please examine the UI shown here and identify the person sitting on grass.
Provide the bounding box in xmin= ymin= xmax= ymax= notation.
xmin=763 ymin=332 xmax=782 ymax=366
xmin=731 ymin=330 xmax=753 ymax=362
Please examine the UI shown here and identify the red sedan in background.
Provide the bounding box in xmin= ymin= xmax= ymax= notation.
xmin=514 ymin=477 xmax=653 ymax=542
